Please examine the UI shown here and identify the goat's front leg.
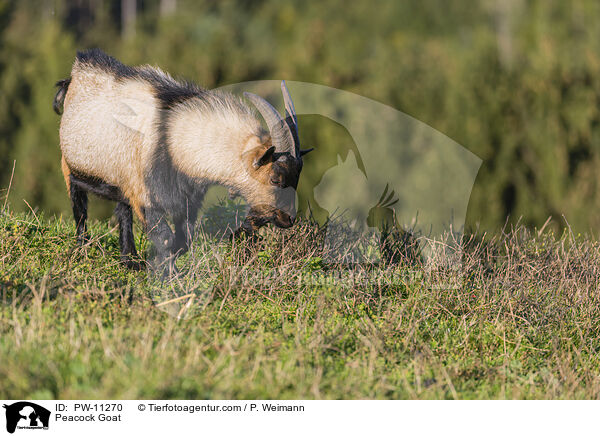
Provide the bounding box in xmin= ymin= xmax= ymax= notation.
xmin=174 ymin=208 xmax=198 ymax=255
xmin=145 ymin=207 xmax=177 ymax=277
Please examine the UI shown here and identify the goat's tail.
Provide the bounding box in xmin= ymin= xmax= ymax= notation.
xmin=53 ymin=78 xmax=71 ymax=115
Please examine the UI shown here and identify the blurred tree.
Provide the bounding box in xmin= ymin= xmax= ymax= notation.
xmin=121 ymin=0 xmax=136 ymax=37
xmin=1 ymin=0 xmax=600 ymax=233
xmin=159 ymin=0 xmax=176 ymax=16
xmin=1 ymin=16 xmax=74 ymax=214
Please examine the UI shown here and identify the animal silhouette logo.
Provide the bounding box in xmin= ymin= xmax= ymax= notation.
xmin=366 ymin=183 xmax=400 ymax=232
xmin=2 ymin=402 xmax=50 ymax=434
xmin=205 ymin=80 xmax=482 ymax=266
xmin=367 ymin=184 xmax=422 ymax=265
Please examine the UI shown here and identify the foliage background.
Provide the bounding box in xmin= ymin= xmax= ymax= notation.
xmin=1 ymin=0 xmax=600 ymax=233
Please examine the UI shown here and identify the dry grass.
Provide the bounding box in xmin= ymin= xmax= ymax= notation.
xmin=1 ymin=209 xmax=600 ymax=399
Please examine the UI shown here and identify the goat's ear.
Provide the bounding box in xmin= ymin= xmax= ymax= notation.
xmin=253 ymin=146 xmax=276 ymax=168
xmin=300 ymin=148 xmax=314 ymax=156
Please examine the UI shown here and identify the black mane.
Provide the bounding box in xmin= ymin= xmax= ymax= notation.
xmin=76 ymin=48 xmax=205 ymax=110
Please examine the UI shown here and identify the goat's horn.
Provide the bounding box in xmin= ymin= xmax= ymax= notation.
xmin=281 ymin=80 xmax=300 ymax=158
xmin=281 ymin=81 xmax=298 ymax=126
xmin=244 ymin=92 xmax=295 ymax=157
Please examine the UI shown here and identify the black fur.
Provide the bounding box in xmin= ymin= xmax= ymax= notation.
xmin=76 ymin=48 xmax=137 ymax=78
xmin=76 ymin=49 xmax=206 ymax=110
xmin=143 ymin=140 xmax=206 ymax=274
xmin=53 ymin=78 xmax=71 ymax=114
xmin=146 ymin=108 xmax=208 ymax=208
xmin=141 ymin=106 xmax=212 ymax=275
xmin=144 ymin=206 xmax=179 ymax=276
xmin=153 ymin=79 xmax=206 ymax=111
xmin=114 ymin=201 xmax=140 ymax=269
xmin=69 ymin=175 xmax=88 ymax=245
xmin=141 ymin=100 xmax=214 ymax=274
xmin=70 ymin=172 xmax=125 ymax=203
xmin=143 ymin=203 xmax=198 ymax=275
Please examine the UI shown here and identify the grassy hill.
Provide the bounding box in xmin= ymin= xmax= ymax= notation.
xmin=1 ymin=209 xmax=599 ymax=399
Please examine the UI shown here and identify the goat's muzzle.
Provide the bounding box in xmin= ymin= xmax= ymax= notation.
xmin=241 ymin=205 xmax=296 ymax=232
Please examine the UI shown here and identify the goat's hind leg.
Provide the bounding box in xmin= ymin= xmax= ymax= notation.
xmin=69 ymin=174 xmax=89 ymax=245
xmin=62 ymin=157 xmax=88 ymax=245
xmin=114 ymin=201 xmax=142 ymax=270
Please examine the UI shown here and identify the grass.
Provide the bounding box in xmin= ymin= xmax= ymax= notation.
xmin=1 ymin=208 xmax=600 ymax=399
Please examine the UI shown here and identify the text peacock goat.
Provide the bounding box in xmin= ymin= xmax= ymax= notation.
xmin=54 ymin=49 xmax=312 ymax=271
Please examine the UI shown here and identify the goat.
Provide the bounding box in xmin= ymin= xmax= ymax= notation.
xmin=53 ymin=49 xmax=312 ymax=271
